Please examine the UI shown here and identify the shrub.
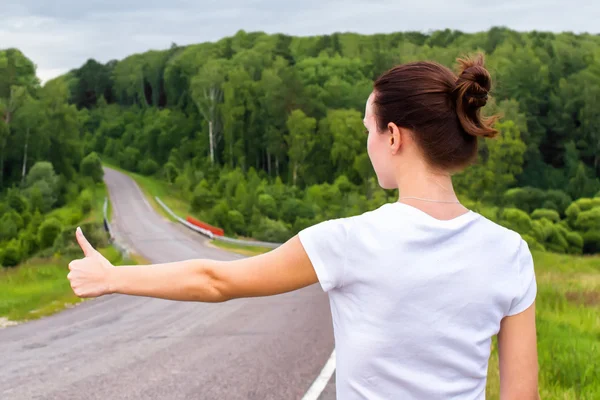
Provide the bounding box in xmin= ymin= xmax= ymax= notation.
xmin=521 ymin=234 xmax=545 ymax=252
xmin=0 ymin=240 xmax=21 ymax=267
xmin=565 ymin=203 xmax=581 ymax=227
xmin=531 ymin=209 xmax=560 ymax=223
xmin=257 ymin=194 xmax=277 ymax=219
xmin=0 ymin=210 xmax=24 ymax=241
xmin=80 ymin=152 xmax=104 ymax=183
xmin=582 ymin=231 xmax=600 ymax=254
xmin=53 ymin=222 xmax=109 ymax=256
xmin=227 ymin=210 xmax=246 ymax=235
xmin=192 ymin=180 xmax=216 ymax=211
xmin=253 ymin=218 xmax=291 ymax=243
xmin=573 ymin=198 xmax=600 ymax=212
xmin=500 ymin=208 xmax=533 ymax=234
xmin=18 ymin=231 xmax=38 ymax=259
xmin=565 ymin=231 xmax=584 ymax=255
xmin=139 ymin=159 xmax=159 ymax=176
xmin=6 ymin=188 xmax=29 ymax=213
xmin=574 ymin=207 xmax=600 ymax=232
xmin=38 ymin=218 xmax=63 ymax=249
xmin=79 ymin=189 xmax=93 ymax=214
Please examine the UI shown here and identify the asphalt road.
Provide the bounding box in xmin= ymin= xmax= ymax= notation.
xmin=0 ymin=167 xmax=336 ymax=400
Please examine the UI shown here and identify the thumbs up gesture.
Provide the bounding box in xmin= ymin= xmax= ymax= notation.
xmin=67 ymin=227 xmax=115 ymax=298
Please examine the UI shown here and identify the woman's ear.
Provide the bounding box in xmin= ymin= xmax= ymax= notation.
xmin=387 ymin=122 xmax=402 ymax=155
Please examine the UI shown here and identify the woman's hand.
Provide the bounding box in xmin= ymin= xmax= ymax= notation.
xmin=67 ymin=227 xmax=115 ymax=298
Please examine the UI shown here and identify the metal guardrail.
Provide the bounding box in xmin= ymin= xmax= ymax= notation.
xmin=103 ymin=197 xmax=130 ymax=258
xmin=154 ymin=197 xmax=282 ymax=249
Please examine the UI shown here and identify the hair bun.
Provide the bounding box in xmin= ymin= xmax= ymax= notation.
xmin=452 ymin=54 xmax=498 ymax=138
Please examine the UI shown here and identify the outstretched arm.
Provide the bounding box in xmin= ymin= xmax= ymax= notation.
xmin=67 ymin=227 xmax=318 ymax=302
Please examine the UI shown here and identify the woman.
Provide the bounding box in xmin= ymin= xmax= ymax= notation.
xmin=68 ymin=54 xmax=539 ymax=399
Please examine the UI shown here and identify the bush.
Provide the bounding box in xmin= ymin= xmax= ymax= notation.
xmin=119 ymin=147 xmax=140 ymax=171
xmin=0 ymin=240 xmax=21 ymax=267
xmin=531 ymin=209 xmax=560 ymax=223
xmin=0 ymin=210 xmax=24 ymax=241
xmin=503 ymin=187 xmax=572 ymax=214
xmin=139 ymin=159 xmax=159 ymax=176
xmin=52 ymin=222 xmax=109 ymax=256
xmin=280 ymin=198 xmax=316 ymax=224
xmin=565 ymin=203 xmax=581 ymax=227
xmin=565 ymin=231 xmax=584 ymax=255
xmin=80 ymin=152 xmax=104 ymax=183
xmin=253 ymin=218 xmax=291 ymax=243
xmin=582 ymin=231 xmax=600 ymax=254
xmin=500 ymin=208 xmax=533 ymax=234
xmin=192 ymin=180 xmax=216 ymax=211
xmin=7 ymin=188 xmax=29 ymax=213
xmin=521 ymin=234 xmax=545 ymax=252
xmin=573 ymin=198 xmax=600 ymax=212
xmin=38 ymin=218 xmax=63 ymax=249
xmin=257 ymin=194 xmax=278 ymax=219
xmin=18 ymin=230 xmax=38 ymax=259
xmin=227 ymin=210 xmax=246 ymax=235
xmin=574 ymin=207 xmax=600 ymax=232
xmin=79 ymin=189 xmax=93 ymax=214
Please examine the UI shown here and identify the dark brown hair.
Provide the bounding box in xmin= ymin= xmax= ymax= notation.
xmin=373 ymin=53 xmax=499 ymax=171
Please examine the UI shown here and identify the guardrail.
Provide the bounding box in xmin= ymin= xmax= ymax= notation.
xmin=154 ymin=197 xmax=282 ymax=249
xmin=103 ymin=197 xmax=130 ymax=258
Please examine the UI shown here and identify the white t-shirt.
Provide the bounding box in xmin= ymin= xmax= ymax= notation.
xmin=298 ymin=202 xmax=536 ymax=400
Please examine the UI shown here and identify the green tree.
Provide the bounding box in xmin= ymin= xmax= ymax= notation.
xmin=80 ymin=152 xmax=104 ymax=183
xmin=285 ymin=110 xmax=316 ymax=186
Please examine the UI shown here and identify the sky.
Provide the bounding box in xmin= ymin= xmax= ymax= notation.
xmin=1 ymin=0 xmax=599 ymax=83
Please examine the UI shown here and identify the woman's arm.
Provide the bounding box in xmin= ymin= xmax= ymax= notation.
xmin=67 ymin=227 xmax=318 ymax=301
xmin=497 ymin=303 xmax=540 ymax=400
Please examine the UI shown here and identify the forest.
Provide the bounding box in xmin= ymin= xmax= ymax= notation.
xmin=1 ymin=27 xmax=600 ymax=269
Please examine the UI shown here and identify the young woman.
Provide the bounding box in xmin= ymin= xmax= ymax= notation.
xmin=68 ymin=54 xmax=539 ymax=399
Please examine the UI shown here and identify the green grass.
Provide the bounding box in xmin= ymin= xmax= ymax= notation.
xmin=486 ymin=251 xmax=600 ymax=399
xmin=0 ymin=247 xmax=137 ymax=322
xmin=102 ymin=159 xmax=192 ymax=222
xmin=210 ymin=240 xmax=273 ymax=257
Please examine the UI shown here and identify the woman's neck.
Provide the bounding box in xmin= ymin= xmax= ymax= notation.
xmin=394 ymin=167 xmax=467 ymax=220
xmin=395 ymin=167 xmax=458 ymax=202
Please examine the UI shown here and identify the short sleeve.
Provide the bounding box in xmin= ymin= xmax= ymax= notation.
xmin=298 ymin=218 xmax=349 ymax=292
xmin=507 ymin=239 xmax=537 ymax=316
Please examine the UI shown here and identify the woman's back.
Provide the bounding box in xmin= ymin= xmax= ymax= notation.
xmin=299 ymin=202 xmax=536 ymax=399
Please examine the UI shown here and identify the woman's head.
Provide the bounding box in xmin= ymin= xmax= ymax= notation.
xmin=364 ymin=54 xmax=498 ymax=189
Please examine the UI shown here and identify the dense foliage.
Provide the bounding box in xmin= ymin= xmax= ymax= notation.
xmin=2 ymin=27 xmax=600 ymax=261
xmin=0 ymin=49 xmax=106 ymax=267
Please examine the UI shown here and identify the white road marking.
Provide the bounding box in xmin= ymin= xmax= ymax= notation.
xmin=301 ymin=349 xmax=336 ymax=400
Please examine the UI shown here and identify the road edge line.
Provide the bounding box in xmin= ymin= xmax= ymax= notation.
xmin=301 ymin=349 xmax=336 ymax=400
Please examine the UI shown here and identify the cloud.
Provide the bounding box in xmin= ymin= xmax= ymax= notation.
xmin=0 ymin=0 xmax=598 ymax=83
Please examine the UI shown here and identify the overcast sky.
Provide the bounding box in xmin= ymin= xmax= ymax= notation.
xmin=1 ymin=0 xmax=598 ymax=83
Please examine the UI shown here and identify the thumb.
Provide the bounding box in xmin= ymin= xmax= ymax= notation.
xmin=76 ymin=227 xmax=96 ymax=257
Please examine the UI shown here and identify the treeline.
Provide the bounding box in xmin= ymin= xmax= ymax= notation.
xmin=2 ymin=27 xmax=600 ymax=261
xmin=62 ymin=28 xmax=600 ymax=192
xmin=58 ymin=28 xmax=599 ymax=253
xmin=0 ymin=49 xmax=107 ymax=267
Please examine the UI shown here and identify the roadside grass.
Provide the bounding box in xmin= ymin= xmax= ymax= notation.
xmin=0 ymin=247 xmax=138 ymax=323
xmin=210 ymin=240 xmax=273 ymax=257
xmin=486 ymin=252 xmax=600 ymax=399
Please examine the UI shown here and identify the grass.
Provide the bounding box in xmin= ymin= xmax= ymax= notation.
xmin=210 ymin=240 xmax=273 ymax=256
xmin=0 ymin=247 xmax=138 ymax=322
xmin=486 ymin=251 xmax=600 ymax=399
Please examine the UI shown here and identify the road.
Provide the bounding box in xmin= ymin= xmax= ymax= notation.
xmin=0 ymin=167 xmax=336 ymax=400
